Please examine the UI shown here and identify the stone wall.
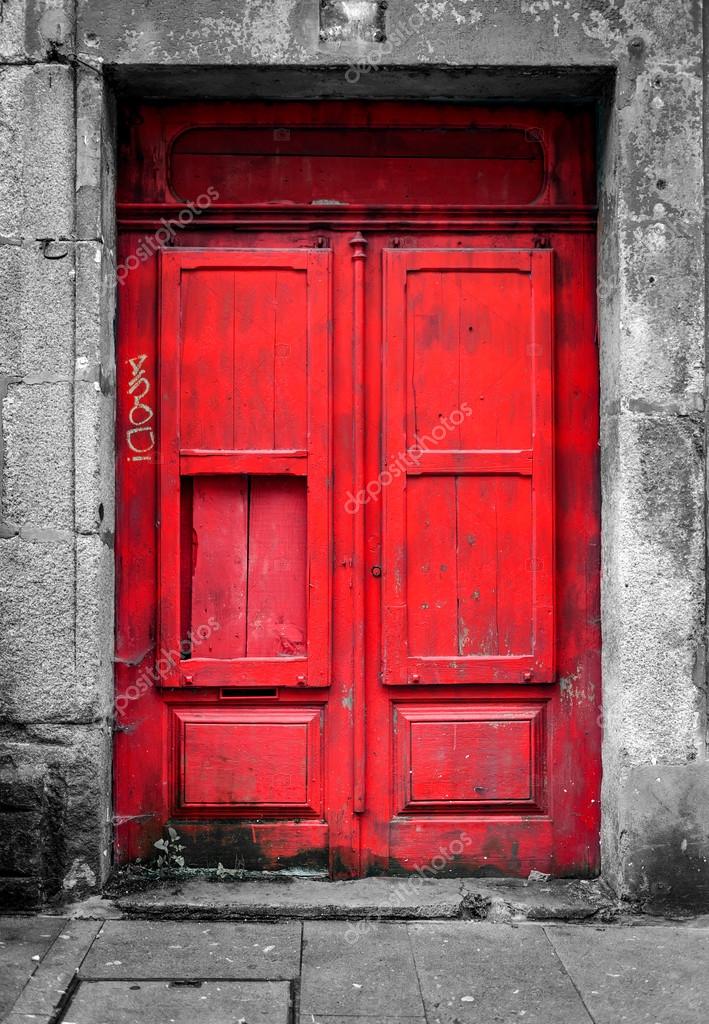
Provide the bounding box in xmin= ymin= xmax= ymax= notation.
xmin=0 ymin=0 xmax=707 ymax=907
xmin=0 ymin=2 xmax=115 ymax=905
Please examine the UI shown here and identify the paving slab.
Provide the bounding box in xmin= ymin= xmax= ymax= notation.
xmin=9 ymin=919 xmax=102 ymax=1020
xmin=0 ymin=916 xmax=66 ymax=1017
xmin=80 ymin=920 xmax=301 ymax=980
xmin=300 ymin=920 xmax=425 ymax=1019
xmin=409 ymin=920 xmax=593 ymax=1024
xmin=59 ymin=979 xmax=291 ymax=1024
xmin=546 ymin=923 xmax=709 ymax=1024
xmin=116 ymin=877 xmax=465 ymax=920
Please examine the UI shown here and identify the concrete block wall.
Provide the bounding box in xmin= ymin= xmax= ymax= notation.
xmin=0 ymin=1 xmax=115 ymax=906
xmin=0 ymin=0 xmax=707 ymax=906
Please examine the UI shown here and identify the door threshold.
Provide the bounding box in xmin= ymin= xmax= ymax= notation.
xmin=79 ymin=875 xmax=616 ymax=924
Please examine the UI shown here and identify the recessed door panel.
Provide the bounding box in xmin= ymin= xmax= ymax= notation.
xmin=382 ymin=249 xmax=554 ymax=686
xmin=159 ymin=249 xmax=331 ymax=689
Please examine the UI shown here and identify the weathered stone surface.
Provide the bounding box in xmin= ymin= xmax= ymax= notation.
xmin=75 ymin=534 xmax=114 ymax=716
xmin=0 ymin=916 xmax=66 ymax=1018
xmin=300 ymin=921 xmax=423 ymax=1019
xmin=461 ymin=878 xmax=615 ymax=922
xmin=65 ymin=979 xmax=291 ymax=1024
xmin=2 ymin=383 xmax=73 ymax=531
xmin=615 ymin=764 xmax=709 ymax=911
xmin=76 ymin=0 xmax=698 ymax=67
xmin=74 ymin=239 xmax=116 ymax=538
xmin=0 ymin=536 xmax=79 ymax=722
xmin=409 ymin=921 xmax=592 ymax=1024
xmin=76 ymin=70 xmax=116 ymax=246
xmin=9 ymin=920 xmax=101 ymax=1019
xmin=22 ymin=0 xmax=76 ymax=63
xmin=601 ymin=411 xmax=704 ymax=763
xmin=81 ymin=920 xmax=302 ymax=979
xmin=0 ymin=0 xmax=27 ymax=62
xmin=546 ymin=923 xmax=709 ymax=1024
xmin=116 ymin=877 xmax=465 ymax=920
xmin=612 ymin=69 xmax=704 ymax=406
xmin=0 ymin=241 xmax=75 ymax=378
xmin=0 ymin=725 xmax=111 ymax=902
xmin=74 ymin=381 xmax=114 ymax=535
xmin=0 ymin=64 xmax=74 ymax=238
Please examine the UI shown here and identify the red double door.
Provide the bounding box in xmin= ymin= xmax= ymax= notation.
xmin=115 ymin=103 xmax=600 ymax=877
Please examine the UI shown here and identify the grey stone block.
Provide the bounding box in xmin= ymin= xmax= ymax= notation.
xmin=0 ymin=0 xmax=27 ymax=61
xmin=616 ymin=763 xmax=709 ymax=910
xmin=0 ymin=240 xmax=75 ymax=378
xmin=75 ymin=71 xmax=116 ymax=246
xmin=75 ymin=380 xmax=114 ymax=535
xmin=75 ymin=241 xmax=114 ymax=370
xmin=0 ymin=535 xmax=79 ymax=722
xmin=1 ymin=727 xmax=110 ymax=903
xmin=601 ymin=411 xmax=704 ymax=767
xmin=23 ymin=0 xmax=76 ymax=62
xmin=0 ymin=811 xmax=45 ymax=875
xmin=0 ymin=64 xmax=74 ymax=239
xmin=75 ymin=533 xmax=114 ymax=714
xmin=2 ymin=382 xmax=73 ymax=531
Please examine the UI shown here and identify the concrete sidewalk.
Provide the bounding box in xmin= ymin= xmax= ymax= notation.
xmin=2 ymin=914 xmax=708 ymax=1024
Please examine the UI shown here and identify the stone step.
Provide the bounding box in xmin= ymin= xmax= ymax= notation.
xmin=79 ymin=875 xmax=617 ymax=924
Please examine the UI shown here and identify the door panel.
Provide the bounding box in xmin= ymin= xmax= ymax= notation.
xmin=381 ymin=249 xmax=554 ymax=686
xmin=158 ymin=249 xmax=331 ymax=689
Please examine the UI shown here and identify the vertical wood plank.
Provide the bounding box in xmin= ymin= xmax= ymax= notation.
xmin=406 ymin=475 xmax=458 ymax=656
xmin=274 ymin=270 xmax=308 ymax=450
xmin=246 ymin=477 xmax=308 ymax=657
xmin=191 ymin=476 xmax=248 ymax=656
xmin=233 ymin=268 xmax=277 ymax=449
xmin=180 ymin=268 xmax=235 ymax=450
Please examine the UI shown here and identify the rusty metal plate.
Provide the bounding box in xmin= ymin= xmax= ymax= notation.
xmin=319 ymin=0 xmax=386 ymax=44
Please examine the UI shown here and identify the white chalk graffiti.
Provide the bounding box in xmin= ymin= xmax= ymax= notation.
xmin=126 ymin=354 xmax=155 ymax=461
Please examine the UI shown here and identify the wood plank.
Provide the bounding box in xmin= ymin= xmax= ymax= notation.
xmin=274 ymin=269 xmax=308 ymax=449
xmin=455 ymin=475 xmax=499 ymax=656
xmin=181 ymin=450 xmax=307 ymax=475
xmin=246 ymin=477 xmax=308 ymax=658
xmin=179 ymin=268 xmax=235 ymax=449
xmin=406 ymin=475 xmax=458 ymax=658
xmin=233 ymin=267 xmax=277 ymax=448
xmin=190 ymin=476 xmax=248 ymax=657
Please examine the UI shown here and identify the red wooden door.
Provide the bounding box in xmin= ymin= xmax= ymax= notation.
xmin=114 ymin=102 xmax=600 ymax=877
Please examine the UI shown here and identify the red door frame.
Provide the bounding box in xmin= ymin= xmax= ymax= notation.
xmin=114 ymin=101 xmax=600 ymax=878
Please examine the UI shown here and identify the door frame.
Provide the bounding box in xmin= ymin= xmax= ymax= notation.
xmin=113 ymin=99 xmax=601 ymax=878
